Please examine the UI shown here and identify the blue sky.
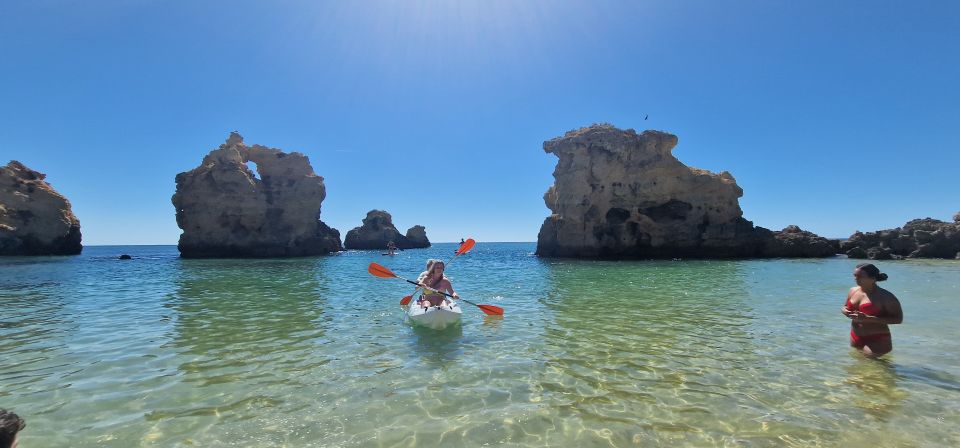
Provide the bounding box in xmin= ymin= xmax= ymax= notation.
xmin=1 ymin=0 xmax=957 ymax=244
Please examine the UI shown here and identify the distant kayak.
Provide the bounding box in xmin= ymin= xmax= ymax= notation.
xmin=381 ymin=253 xmax=396 ymax=256
xmin=405 ymin=300 xmax=462 ymax=330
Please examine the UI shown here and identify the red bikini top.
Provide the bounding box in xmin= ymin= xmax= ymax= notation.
xmin=846 ymin=297 xmax=881 ymax=316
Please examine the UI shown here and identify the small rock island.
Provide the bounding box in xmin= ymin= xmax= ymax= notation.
xmin=344 ymin=210 xmax=430 ymax=249
xmin=172 ymin=132 xmax=342 ymax=258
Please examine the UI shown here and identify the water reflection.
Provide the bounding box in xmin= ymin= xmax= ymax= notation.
xmin=895 ymin=364 xmax=960 ymax=393
xmin=167 ymin=257 xmax=331 ymax=371
xmin=844 ymin=357 xmax=907 ymax=421
xmin=532 ymin=259 xmax=756 ymax=445
xmin=480 ymin=314 xmax=505 ymax=331
xmin=0 ymin=284 xmax=71 ymax=398
xmin=150 ymin=256 xmax=333 ymax=437
xmin=408 ymin=324 xmax=464 ymax=367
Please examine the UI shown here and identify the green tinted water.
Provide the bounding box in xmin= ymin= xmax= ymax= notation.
xmin=2 ymin=244 xmax=958 ymax=447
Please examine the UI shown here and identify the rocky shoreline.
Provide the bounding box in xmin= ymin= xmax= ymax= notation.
xmin=840 ymin=215 xmax=960 ymax=260
xmin=2 ymin=126 xmax=956 ymax=260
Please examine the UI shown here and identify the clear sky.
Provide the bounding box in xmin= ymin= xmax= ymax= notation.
xmin=1 ymin=1 xmax=957 ymax=244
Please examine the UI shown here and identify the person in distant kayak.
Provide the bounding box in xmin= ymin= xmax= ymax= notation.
xmin=386 ymin=240 xmax=397 ymax=256
xmin=841 ymin=263 xmax=903 ymax=357
xmin=0 ymin=409 xmax=25 ymax=448
xmin=416 ymin=259 xmax=459 ymax=308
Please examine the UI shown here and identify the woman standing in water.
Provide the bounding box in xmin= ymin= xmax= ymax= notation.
xmin=842 ymin=263 xmax=903 ymax=357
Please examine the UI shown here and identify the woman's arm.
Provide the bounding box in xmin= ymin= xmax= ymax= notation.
xmin=884 ymin=293 xmax=904 ymax=325
xmin=841 ymin=287 xmax=856 ymax=317
xmin=444 ymin=280 xmax=460 ymax=299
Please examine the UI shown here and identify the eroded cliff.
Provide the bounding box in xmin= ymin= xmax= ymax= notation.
xmin=0 ymin=161 xmax=82 ymax=255
xmin=172 ymin=132 xmax=342 ymax=257
xmin=536 ymin=124 xmax=833 ymax=259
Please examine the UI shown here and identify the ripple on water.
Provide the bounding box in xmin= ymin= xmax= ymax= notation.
xmin=2 ymin=245 xmax=960 ymax=446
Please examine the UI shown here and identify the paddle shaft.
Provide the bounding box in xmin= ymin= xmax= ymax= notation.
xmin=402 ymin=278 xmax=453 ymax=299
xmin=406 ymin=278 xmax=493 ymax=311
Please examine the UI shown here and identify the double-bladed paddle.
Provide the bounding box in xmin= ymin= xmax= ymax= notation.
xmin=400 ymin=238 xmax=476 ymax=306
xmin=368 ymin=261 xmax=503 ymax=316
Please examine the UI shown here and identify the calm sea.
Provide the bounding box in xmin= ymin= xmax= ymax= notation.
xmin=1 ymin=243 xmax=958 ymax=447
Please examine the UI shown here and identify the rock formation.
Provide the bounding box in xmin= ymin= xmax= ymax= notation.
xmin=762 ymin=225 xmax=837 ymax=258
xmin=0 ymin=161 xmax=82 ymax=255
xmin=344 ymin=210 xmax=430 ymax=249
xmin=840 ymin=214 xmax=960 ymax=260
xmin=405 ymin=225 xmax=430 ymax=248
xmin=172 ymin=132 xmax=342 ymax=258
xmin=535 ymin=124 xmax=835 ymax=259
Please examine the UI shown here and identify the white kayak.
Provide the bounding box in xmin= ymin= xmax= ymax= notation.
xmin=405 ymin=300 xmax=462 ymax=330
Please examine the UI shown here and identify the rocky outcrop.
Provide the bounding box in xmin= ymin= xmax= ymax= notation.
xmin=840 ymin=214 xmax=960 ymax=260
xmin=535 ymin=124 xmax=835 ymax=259
xmin=172 ymin=132 xmax=342 ymax=258
xmin=0 ymin=161 xmax=82 ymax=255
xmin=405 ymin=225 xmax=430 ymax=247
xmin=762 ymin=225 xmax=837 ymax=258
xmin=344 ymin=210 xmax=430 ymax=249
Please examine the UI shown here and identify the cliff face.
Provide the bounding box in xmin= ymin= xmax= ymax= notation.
xmin=535 ymin=124 xmax=835 ymax=259
xmin=344 ymin=210 xmax=430 ymax=249
xmin=0 ymin=161 xmax=82 ymax=255
xmin=172 ymin=132 xmax=342 ymax=258
xmin=841 ymin=215 xmax=960 ymax=260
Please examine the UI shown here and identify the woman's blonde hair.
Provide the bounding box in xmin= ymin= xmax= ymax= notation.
xmin=416 ymin=259 xmax=448 ymax=288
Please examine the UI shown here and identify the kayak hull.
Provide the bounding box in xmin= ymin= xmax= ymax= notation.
xmin=406 ymin=301 xmax=462 ymax=330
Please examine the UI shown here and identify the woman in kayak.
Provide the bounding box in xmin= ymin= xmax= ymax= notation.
xmin=841 ymin=263 xmax=903 ymax=358
xmin=415 ymin=259 xmax=460 ymax=308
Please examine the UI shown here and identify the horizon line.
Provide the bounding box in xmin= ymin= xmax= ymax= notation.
xmin=82 ymin=241 xmax=541 ymax=246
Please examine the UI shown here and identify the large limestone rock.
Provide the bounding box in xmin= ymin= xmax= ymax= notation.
xmin=841 ymin=214 xmax=960 ymax=260
xmin=344 ymin=210 xmax=430 ymax=249
xmin=0 ymin=161 xmax=82 ymax=255
xmin=535 ymin=124 xmax=834 ymax=259
xmin=172 ymin=132 xmax=342 ymax=258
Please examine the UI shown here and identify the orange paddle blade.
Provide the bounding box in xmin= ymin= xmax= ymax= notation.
xmin=368 ymin=262 xmax=397 ymax=278
xmin=400 ymin=295 xmax=413 ymax=305
xmin=456 ymin=238 xmax=476 ymax=256
xmin=477 ymin=304 xmax=504 ymax=316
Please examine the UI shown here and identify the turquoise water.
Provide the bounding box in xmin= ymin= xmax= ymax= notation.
xmin=2 ymin=243 xmax=959 ymax=447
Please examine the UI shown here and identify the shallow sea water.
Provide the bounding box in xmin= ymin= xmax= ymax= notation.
xmin=2 ymin=243 xmax=959 ymax=447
